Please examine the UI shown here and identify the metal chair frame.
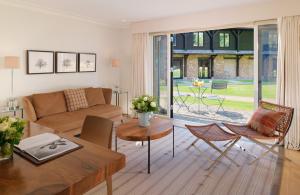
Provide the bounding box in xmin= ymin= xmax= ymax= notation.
xmin=174 ymin=83 xmax=191 ymax=112
xmin=223 ymin=101 xmax=294 ymax=165
xmin=186 ymin=124 xmax=241 ymax=170
xmin=203 ymin=81 xmax=227 ymax=112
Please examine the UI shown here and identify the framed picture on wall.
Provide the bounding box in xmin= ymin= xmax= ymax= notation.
xmin=78 ymin=53 xmax=96 ymax=72
xmin=27 ymin=50 xmax=54 ymax=74
xmin=55 ymin=52 xmax=77 ymax=73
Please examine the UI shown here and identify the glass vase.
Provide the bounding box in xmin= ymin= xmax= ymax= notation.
xmin=0 ymin=142 xmax=13 ymax=162
xmin=138 ymin=112 xmax=152 ymax=127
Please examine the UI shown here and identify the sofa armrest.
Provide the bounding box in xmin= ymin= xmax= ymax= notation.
xmin=102 ymin=88 xmax=113 ymax=104
xmin=22 ymin=96 xmax=37 ymax=122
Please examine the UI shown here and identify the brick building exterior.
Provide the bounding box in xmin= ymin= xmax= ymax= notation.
xmin=172 ymin=28 xmax=255 ymax=80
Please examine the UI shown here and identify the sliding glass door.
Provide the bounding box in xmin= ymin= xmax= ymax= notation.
xmin=153 ymin=35 xmax=169 ymax=115
xmin=151 ymin=23 xmax=278 ymax=121
xmin=257 ymin=24 xmax=278 ymax=103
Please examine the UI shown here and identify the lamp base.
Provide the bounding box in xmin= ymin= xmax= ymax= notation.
xmin=7 ymin=97 xmax=18 ymax=110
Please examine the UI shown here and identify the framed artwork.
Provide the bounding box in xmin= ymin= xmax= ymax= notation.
xmin=55 ymin=52 xmax=77 ymax=73
xmin=27 ymin=50 xmax=54 ymax=74
xmin=78 ymin=53 xmax=96 ymax=72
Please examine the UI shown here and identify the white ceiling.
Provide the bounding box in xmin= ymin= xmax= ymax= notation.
xmin=1 ymin=0 xmax=271 ymax=27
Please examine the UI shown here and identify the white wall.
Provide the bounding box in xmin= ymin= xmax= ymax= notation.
xmin=0 ymin=3 xmax=131 ymax=106
xmin=131 ymin=0 xmax=300 ymax=33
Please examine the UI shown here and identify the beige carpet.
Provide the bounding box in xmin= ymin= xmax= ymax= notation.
xmin=86 ymin=126 xmax=280 ymax=195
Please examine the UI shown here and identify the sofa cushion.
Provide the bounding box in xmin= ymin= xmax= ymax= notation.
xmin=32 ymin=91 xmax=67 ymax=119
xmin=248 ymin=107 xmax=285 ymax=136
xmin=36 ymin=104 xmax=122 ymax=132
xmin=85 ymin=88 xmax=106 ymax=106
xmin=87 ymin=104 xmax=123 ymax=119
xmin=36 ymin=111 xmax=86 ymax=133
xmin=64 ymin=88 xmax=89 ymax=112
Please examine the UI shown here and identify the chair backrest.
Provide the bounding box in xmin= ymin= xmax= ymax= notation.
xmin=211 ymin=81 xmax=227 ymax=93
xmin=175 ymin=83 xmax=182 ymax=96
xmin=259 ymin=101 xmax=294 ymax=138
xmin=80 ymin=115 xmax=113 ymax=149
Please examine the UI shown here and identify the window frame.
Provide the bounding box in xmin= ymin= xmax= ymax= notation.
xmin=219 ymin=32 xmax=230 ymax=48
xmin=193 ymin=32 xmax=204 ymax=47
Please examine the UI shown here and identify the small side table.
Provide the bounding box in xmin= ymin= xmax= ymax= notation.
xmin=113 ymin=89 xmax=129 ymax=115
xmin=0 ymin=107 xmax=24 ymax=118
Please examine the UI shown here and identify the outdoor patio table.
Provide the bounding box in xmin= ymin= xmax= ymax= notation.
xmin=189 ymin=85 xmax=208 ymax=113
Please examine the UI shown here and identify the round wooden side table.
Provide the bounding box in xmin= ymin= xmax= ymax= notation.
xmin=116 ymin=116 xmax=174 ymax=173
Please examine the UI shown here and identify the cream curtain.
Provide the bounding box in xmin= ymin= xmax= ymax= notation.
xmin=131 ymin=33 xmax=152 ymax=98
xmin=277 ymin=16 xmax=300 ymax=150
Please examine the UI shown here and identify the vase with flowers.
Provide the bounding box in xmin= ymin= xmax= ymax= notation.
xmin=0 ymin=116 xmax=26 ymax=161
xmin=132 ymin=95 xmax=158 ymax=127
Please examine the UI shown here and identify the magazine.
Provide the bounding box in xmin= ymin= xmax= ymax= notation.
xmin=15 ymin=133 xmax=80 ymax=162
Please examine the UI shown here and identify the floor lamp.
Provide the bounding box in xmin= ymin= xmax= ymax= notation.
xmin=4 ymin=56 xmax=20 ymax=109
xmin=112 ymin=58 xmax=120 ymax=90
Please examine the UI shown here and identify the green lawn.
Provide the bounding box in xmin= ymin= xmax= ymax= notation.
xmin=159 ymin=79 xmax=276 ymax=111
xmin=182 ymin=96 xmax=254 ymax=111
xmin=175 ymin=83 xmax=276 ymax=99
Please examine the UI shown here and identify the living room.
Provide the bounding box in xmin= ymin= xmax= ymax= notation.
xmin=0 ymin=0 xmax=300 ymax=195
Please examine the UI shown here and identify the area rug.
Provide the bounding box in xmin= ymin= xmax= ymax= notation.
xmin=86 ymin=126 xmax=280 ymax=195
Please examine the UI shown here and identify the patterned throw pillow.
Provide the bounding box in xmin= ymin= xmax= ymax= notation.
xmin=248 ymin=107 xmax=285 ymax=136
xmin=64 ymin=88 xmax=89 ymax=112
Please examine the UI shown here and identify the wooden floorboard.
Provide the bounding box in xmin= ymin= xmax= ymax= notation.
xmin=84 ymin=122 xmax=299 ymax=195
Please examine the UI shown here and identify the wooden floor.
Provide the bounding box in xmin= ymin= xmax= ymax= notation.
xmin=84 ymin=120 xmax=300 ymax=195
xmin=279 ymin=149 xmax=300 ymax=195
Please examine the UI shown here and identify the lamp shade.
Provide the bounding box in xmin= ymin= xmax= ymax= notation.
xmin=4 ymin=56 xmax=20 ymax=69
xmin=112 ymin=59 xmax=120 ymax=68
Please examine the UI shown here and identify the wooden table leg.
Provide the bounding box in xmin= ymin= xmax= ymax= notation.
xmin=148 ymin=137 xmax=150 ymax=174
xmin=115 ymin=135 xmax=118 ymax=152
xmin=106 ymin=167 xmax=112 ymax=195
xmin=173 ymin=126 xmax=175 ymax=158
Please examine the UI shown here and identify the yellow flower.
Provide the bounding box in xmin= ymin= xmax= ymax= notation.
xmin=0 ymin=121 xmax=9 ymax=131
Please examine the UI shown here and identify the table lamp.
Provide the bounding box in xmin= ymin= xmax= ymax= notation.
xmin=112 ymin=58 xmax=120 ymax=90
xmin=4 ymin=56 xmax=20 ymax=109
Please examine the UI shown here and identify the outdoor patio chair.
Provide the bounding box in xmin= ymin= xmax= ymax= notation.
xmin=186 ymin=123 xmax=241 ymax=170
xmin=223 ymin=101 xmax=294 ymax=165
xmin=174 ymin=83 xmax=191 ymax=112
xmin=203 ymin=81 xmax=227 ymax=112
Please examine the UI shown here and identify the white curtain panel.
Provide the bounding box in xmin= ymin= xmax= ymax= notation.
xmin=277 ymin=16 xmax=300 ymax=150
xmin=131 ymin=33 xmax=152 ymax=98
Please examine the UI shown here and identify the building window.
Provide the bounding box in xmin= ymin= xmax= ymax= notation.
xmin=172 ymin=58 xmax=183 ymax=79
xmin=193 ymin=32 xmax=204 ymax=47
xmin=220 ymin=32 xmax=230 ymax=47
xmin=172 ymin=34 xmax=176 ymax=46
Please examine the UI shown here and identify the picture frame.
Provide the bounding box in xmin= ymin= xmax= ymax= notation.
xmin=78 ymin=53 xmax=96 ymax=72
xmin=55 ymin=52 xmax=77 ymax=73
xmin=27 ymin=50 xmax=54 ymax=74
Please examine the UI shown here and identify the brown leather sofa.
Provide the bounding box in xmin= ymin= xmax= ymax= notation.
xmin=22 ymin=88 xmax=122 ymax=133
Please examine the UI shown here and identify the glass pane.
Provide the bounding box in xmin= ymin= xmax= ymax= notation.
xmin=225 ymin=33 xmax=230 ymax=47
xmin=199 ymin=32 xmax=204 ymax=47
xmin=173 ymin=60 xmax=182 ymax=79
xmin=220 ymin=33 xmax=224 ymax=47
xmin=173 ymin=34 xmax=176 ymax=46
xmin=193 ymin=32 xmax=199 ymax=46
xmin=198 ymin=66 xmax=203 ymax=78
xmin=204 ymin=67 xmax=208 ymax=78
xmin=153 ymin=35 xmax=168 ymax=115
xmin=258 ymin=24 xmax=278 ymax=103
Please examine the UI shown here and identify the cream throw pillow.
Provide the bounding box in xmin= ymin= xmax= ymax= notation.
xmin=64 ymin=88 xmax=88 ymax=112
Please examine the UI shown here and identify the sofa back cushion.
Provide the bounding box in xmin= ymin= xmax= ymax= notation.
xmin=102 ymin=88 xmax=113 ymax=104
xmin=64 ymin=88 xmax=89 ymax=112
xmin=85 ymin=88 xmax=106 ymax=107
xmin=32 ymin=91 xmax=67 ymax=119
xmin=248 ymin=107 xmax=285 ymax=136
